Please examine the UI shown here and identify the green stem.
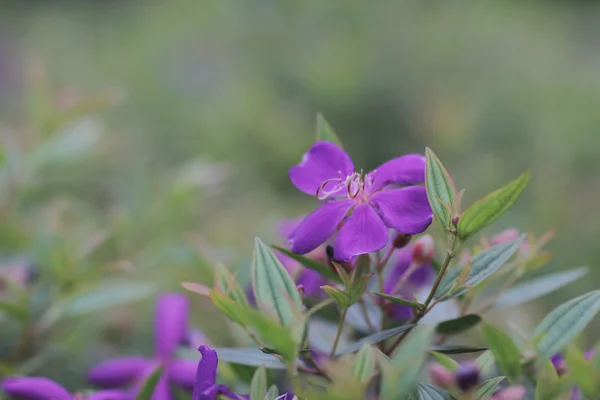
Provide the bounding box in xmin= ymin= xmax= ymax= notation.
xmin=330 ymin=307 xmax=348 ymax=358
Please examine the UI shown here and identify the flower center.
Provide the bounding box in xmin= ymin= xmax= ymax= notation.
xmin=317 ymin=171 xmax=373 ymax=201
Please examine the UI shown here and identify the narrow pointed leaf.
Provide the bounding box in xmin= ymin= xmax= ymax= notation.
xmin=322 ymin=285 xmax=351 ymax=308
xmin=564 ymin=346 xmax=596 ymax=399
xmin=272 ymin=245 xmax=341 ymax=283
xmin=430 ymin=345 xmax=487 ymax=354
xmin=458 ymin=172 xmax=530 ymax=240
xmin=316 ymin=113 xmax=343 ymax=148
xmin=250 ymin=366 xmax=268 ymax=400
xmin=436 ymin=236 xmax=525 ymax=300
xmin=253 ymin=238 xmax=303 ymax=328
xmin=336 ymin=324 xmax=416 ymax=356
xmin=425 ymin=148 xmax=456 ymax=230
xmin=430 ymin=351 xmax=458 ymax=372
xmin=494 ymin=266 xmax=589 ymax=308
xmin=436 ymin=314 xmax=482 ymax=335
xmin=352 ymin=345 xmax=376 ymax=383
xmin=374 ymin=292 xmax=425 ymax=311
xmin=535 ymin=359 xmax=560 ymax=400
xmin=534 ymin=290 xmax=600 ymax=359
xmin=476 ymin=377 xmax=505 ymax=398
xmin=135 ymin=366 xmax=164 ymax=400
xmin=482 ymin=323 xmax=522 ymax=381
xmin=265 ymin=385 xmax=279 ymax=400
xmin=475 ymin=351 xmax=495 ymax=375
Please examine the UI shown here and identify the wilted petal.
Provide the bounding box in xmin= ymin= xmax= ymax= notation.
xmin=155 ymin=293 xmax=189 ymax=360
xmin=334 ymin=204 xmax=389 ymax=261
xmin=367 ymin=154 xmax=426 ymax=192
xmin=85 ymin=390 xmax=132 ymax=400
xmin=1 ymin=377 xmax=72 ymax=400
xmin=370 ymin=187 xmax=432 ymax=234
xmin=289 ymin=200 xmax=353 ymax=255
xmin=289 ymin=142 xmax=354 ymax=196
xmin=88 ymin=357 xmax=151 ymax=388
xmin=168 ymin=359 xmax=198 ymax=391
xmin=192 ymin=346 xmax=218 ymax=398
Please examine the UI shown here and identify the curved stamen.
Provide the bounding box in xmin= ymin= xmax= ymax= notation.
xmin=347 ymin=173 xmax=364 ymax=199
xmin=317 ymin=176 xmax=345 ymax=200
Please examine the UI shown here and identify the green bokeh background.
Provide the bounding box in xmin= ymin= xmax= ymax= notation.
xmin=1 ymin=0 xmax=599 ymax=390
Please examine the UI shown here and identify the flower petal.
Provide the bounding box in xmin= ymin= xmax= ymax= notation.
xmin=192 ymin=346 xmax=218 ymax=398
xmin=1 ymin=377 xmax=72 ymax=400
xmin=150 ymin=374 xmax=172 ymax=400
xmin=168 ymin=359 xmax=198 ymax=391
xmin=155 ymin=293 xmax=189 ymax=360
xmin=370 ymin=187 xmax=433 ymax=234
xmin=333 ymin=204 xmax=389 ymax=261
xmin=368 ymin=154 xmax=426 ymax=192
xmin=88 ymin=357 xmax=151 ymax=388
xmin=383 ymin=246 xmax=412 ymax=294
xmin=289 ymin=200 xmax=354 ymax=254
xmin=195 ymin=384 xmax=232 ymax=400
xmin=297 ymin=268 xmax=329 ymax=298
xmin=85 ymin=390 xmax=133 ymax=400
xmin=289 ymin=141 xmax=354 ymax=196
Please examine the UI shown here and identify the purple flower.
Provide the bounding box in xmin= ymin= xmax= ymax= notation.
xmin=1 ymin=377 xmax=130 ymax=400
xmin=192 ymin=346 xmax=248 ymax=400
xmin=383 ymin=244 xmax=434 ymax=320
xmin=288 ymin=141 xmax=432 ymax=261
xmin=454 ymin=362 xmax=480 ymax=392
xmin=88 ymin=293 xmax=199 ymax=400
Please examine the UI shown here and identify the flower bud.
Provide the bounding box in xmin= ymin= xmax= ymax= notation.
xmin=491 ymin=386 xmax=526 ymax=400
xmin=297 ymin=284 xmax=305 ymax=297
xmin=490 ymin=228 xmax=520 ymax=246
xmin=429 ymin=363 xmax=454 ymax=389
xmin=412 ymin=235 xmax=435 ymax=265
xmin=393 ymin=233 xmax=412 ymax=249
xmin=325 ymin=245 xmax=335 ymax=262
xmin=452 ymin=215 xmax=460 ymax=227
xmin=455 ymin=362 xmax=480 ymax=392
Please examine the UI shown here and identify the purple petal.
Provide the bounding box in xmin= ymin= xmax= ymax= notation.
xmin=384 ymin=246 xmax=412 ymax=294
xmin=386 ymin=301 xmax=414 ymax=321
xmin=150 ymin=374 xmax=172 ymax=400
xmin=278 ymin=218 xmax=303 ymax=240
xmin=296 ymin=268 xmax=329 ymax=298
xmin=155 ymin=293 xmax=189 ymax=360
xmin=289 ymin=200 xmax=354 ymax=254
xmin=368 ymin=154 xmax=426 ymax=192
xmin=84 ymin=390 xmax=132 ymax=400
xmin=195 ymin=384 xmax=232 ymax=400
xmin=168 ymin=359 xmax=198 ymax=391
xmin=369 ymin=187 xmax=433 ymax=234
xmin=1 ymin=377 xmax=72 ymax=400
xmin=192 ymin=346 xmax=218 ymax=398
xmin=289 ymin=141 xmax=354 ymax=196
xmin=88 ymin=357 xmax=151 ymax=388
xmin=333 ymin=204 xmax=389 ymax=261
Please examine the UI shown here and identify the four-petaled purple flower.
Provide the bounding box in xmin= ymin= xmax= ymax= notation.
xmin=88 ymin=293 xmax=199 ymax=400
xmin=1 ymin=377 xmax=129 ymax=400
xmin=192 ymin=346 xmax=248 ymax=400
xmin=288 ymin=141 xmax=432 ymax=261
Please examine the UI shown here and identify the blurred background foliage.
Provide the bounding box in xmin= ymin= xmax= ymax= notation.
xmin=1 ymin=0 xmax=600 ymax=391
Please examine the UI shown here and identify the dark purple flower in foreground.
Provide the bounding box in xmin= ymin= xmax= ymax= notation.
xmin=1 ymin=377 xmax=130 ymax=400
xmin=288 ymin=141 xmax=432 ymax=261
xmin=88 ymin=294 xmax=199 ymax=400
xmin=192 ymin=346 xmax=248 ymax=400
xmin=455 ymin=362 xmax=480 ymax=392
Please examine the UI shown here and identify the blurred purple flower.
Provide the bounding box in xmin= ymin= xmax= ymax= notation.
xmin=88 ymin=293 xmax=200 ymax=400
xmin=1 ymin=377 xmax=130 ymax=400
xmin=383 ymin=243 xmax=434 ymax=320
xmin=288 ymin=141 xmax=432 ymax=261
xmin=192 ymin=346 xmax=248 ymax=400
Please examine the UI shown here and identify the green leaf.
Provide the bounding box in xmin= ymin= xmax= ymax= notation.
xmin=316 ymin=113 xmax=343 ymax=148
xmin=353 ymin=345 xmax=376 ymax=383
xmin=348 ymin=275 xmax=371 ymax=305
xmin=382 ymin=325 xmax=435 ymax=399
xmin=425 ymin=148 xmax=456 ymax=230
xmin=336 ymin=324 xmax=416 ymax=356
xmin=374 ymin=292 xmax=425 ymax=311
xmin=436 ymin=314 xmax=482 ymax=335
xmin=135 ymin=366 xmax=164 ymax=400
xmin=476 ymin=377 xmax=505 ymax=398
xmin=564 ymin=346 xmax=597 ymax=399
xmin=264 ymin=385 xmax=280 ymax=400
xmin=534 ymin=290 xmax=600 ymax=360
xmin=272 ymin=245 xmax=342 ymax=283
xmin=209 ymin=290 xmax=250 ymax=327
xmin=429 ymin=351 xmax=458 ymax=372
xmin=411 ymin=383 xmax=452 ymax=400
xmin=214 ymin=263 xmax=249 ymax=306
xmin=250 ymin=366 xmax=268 ymax=400
xmin=429 ymin=345 xmax=487 ymax=354
xmin=494 ymin=266 xmax=589 ymax=308
xmin=436 ymin=236 xmax=525 ymax=300
xmin=322 ymin=285 xmax=351 ymax=308
xmin=475 ymin=351 xmax=495 ymax=375
xmin=535 ymin=359 xmax=560 ymax=400
xmin=253 ymin=238 xmax=303 ymax=328
xmin=457 ymin=172 xmax=530 ymax=240
xmin=482 ymin=323 xmax=522 ymax=381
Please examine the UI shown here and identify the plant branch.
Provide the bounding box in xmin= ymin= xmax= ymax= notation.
xmin=330 ymin=307 xmax=348 ymax=358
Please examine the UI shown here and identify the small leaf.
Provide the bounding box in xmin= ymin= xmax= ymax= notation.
xmin=264 ymin=385 xmax=280 ymax=400
xmin=336 ymin=324 xmax=416 ymax=356
xmin=253 ymin=238 xmax=303 ymax=328
xmin=534 ymin=290 xmax=600 ymax=359
xmin=482 ymin=323 xmax=522 ymax=381
xmin=458 ymin=172 xmax=530 ymax=240
xmin=494 ymin=266 xmax=589 ymax=308
xmin=272 ymin=245 xmax=342 ymax=283
xmin=353 ymin=254 xmax=371 ymax=279
xmin=215 ymin=263 xmax=249 ymax=305
xmin=209 ymin=290 xmax=249 ymax=326
xmin=180 ymin=282 xmax=211 ymax=297
xmin=348 ymin=275 xmax=371 ymax=305
xmin=535 ymin=359 xmax=560 ymax=400
xmin=412 ymin=383 xmax=452 ymax=400
xmin=429 ymin=345 xmax=488 ymax=354
xmin=564 ymin=346 xmax=597 ymax=398
xmin=430 ymin=351 xmax=458 ymax=372
xmin=475 ymin=351 xmax=495 ymax=375
xmin=476 ymin=377 xmax=505 ymax=398
xmin=135 ymin=366 xmax=164 ymax=400
xmin=250 ymin=366 xmax=268 ymax=400
xmin=316 ymin=113 xmax=343 ymax=148
xmin=425 ymin=148 xmax=456 ymax=230
xmin=353 ymin=345 xmax=376 ymax=383
xmin=436 ymin=314 xmax=482 ymax=335
xmin=322 ymin=285 xmax=351 ymax=308
xmin=436 ymin=236 xmax=525 ymax=300
xmin=374 ymin=292 xmax=425 ymax=311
